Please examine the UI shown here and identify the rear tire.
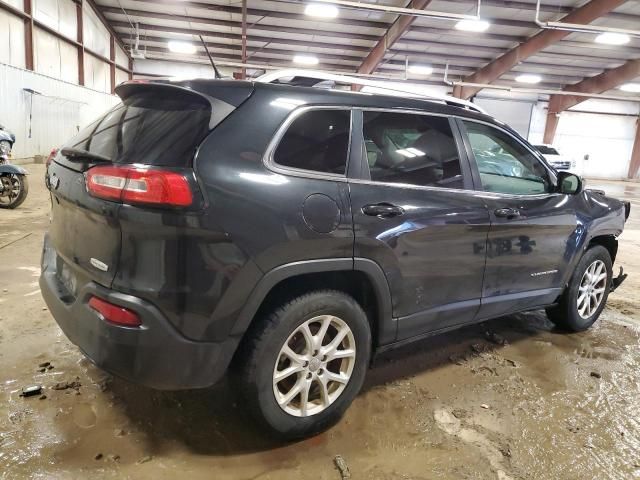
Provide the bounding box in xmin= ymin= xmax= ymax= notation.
xmin=546 ymin=245 xmax=612 ymax=332
xmin=234 ymin=290 xmax=371 ymax=440
xmin=0 ymin=174 xmax=28 ymax=209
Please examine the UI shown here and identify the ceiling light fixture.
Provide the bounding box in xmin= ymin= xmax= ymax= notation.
xmin=408 ymin=64 xmax=433 ymax=75
xmin=515 ymin=74 xmax=542 ymax=84
xmin=594 ymin=32 xmax=630 ymax=45
xmin=293 ymin=54 xmax=319 ymax=65
xmin=619 ymin=83 xmax=640 ymax=93
xmin=455 ymin=19 xmax=490 ymax=32
xmin=168 ymin=41 xmax=197 ymax=54
xmin=304 ymin=3 xmax=339 ymax=18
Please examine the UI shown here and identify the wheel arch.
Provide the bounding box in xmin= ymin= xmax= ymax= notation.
xmin=587 ymin=234 xmax=618 ymax=264
xmin=231 ymin=258 xmax=395 ymax=347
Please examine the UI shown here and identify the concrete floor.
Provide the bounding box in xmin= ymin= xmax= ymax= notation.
xmin=1 ymin=164 xmax=639 ymax=480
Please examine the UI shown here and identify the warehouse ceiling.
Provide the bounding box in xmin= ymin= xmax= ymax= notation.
xmin=96 ymin=0 xmax=640 ymax=98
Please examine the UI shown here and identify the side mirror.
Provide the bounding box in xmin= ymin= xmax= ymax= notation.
xmin=557 ymin=171 xmax=582 ymax=195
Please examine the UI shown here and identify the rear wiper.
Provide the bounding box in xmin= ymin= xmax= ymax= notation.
xmin=60 ymin=148 xmax=112 ymax=163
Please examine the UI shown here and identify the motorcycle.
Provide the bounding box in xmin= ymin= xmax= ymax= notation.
xmin=0 ymin=125 xmax=29 ymax=209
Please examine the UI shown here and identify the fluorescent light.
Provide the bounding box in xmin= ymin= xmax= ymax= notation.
xmin=304 ymin=3 xmax=339 ymax=18
xmin=406 ymin=147 xmax=425 ymax=156
xmin=168 ymin=41 xmax=196 ymax=54
xmin=595 ymin=32 xmax=630 ymax=45
xmin=408 ymin=65 xmax=433 ymax=76
xmin=619 ymin=83 xmax=640 ymax=93
xmin=293 ymin=54 xmax=319 ymax=65
xmin=396 ymin=149 xmax=416 ymax=158
xmin=455 ymin=19 xmax=490 ymax=32
xmin=515 ymin=74 xmax=542 ymax=84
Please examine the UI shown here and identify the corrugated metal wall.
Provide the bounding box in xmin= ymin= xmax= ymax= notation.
xmin=0 ymin=62 xmax=119 ymax=159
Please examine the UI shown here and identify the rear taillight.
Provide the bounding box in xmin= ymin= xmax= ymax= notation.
xmin=46 ymin=148 xmax=58 ymax=167
xmin=88 ymin=296 xmax=142 ymax=327
xmin=85 ymin=165 xmax=192 ymax=207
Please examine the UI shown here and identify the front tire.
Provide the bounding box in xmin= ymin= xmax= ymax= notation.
xmin=546 ymin=245 xmax=612 ymax=332
xmin=234 ymin=290 xmax=371 ymax=440
xmin=0 ymin=174 xmax=28 ymax=209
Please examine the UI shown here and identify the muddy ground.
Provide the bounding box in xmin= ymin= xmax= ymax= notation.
xmin=1 ymin=164 xmax=639 ymax=480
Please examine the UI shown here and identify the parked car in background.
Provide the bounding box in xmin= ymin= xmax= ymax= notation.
xmin=534 ymin=144 xmax=579 ymax=174
xmin=41 ymin=75 xmax=629 ymax=440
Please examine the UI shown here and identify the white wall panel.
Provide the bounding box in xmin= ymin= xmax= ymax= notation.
xmin=83 ymin=2 xmax=109 ymax=57
xmin=0 ymin=63 xmax=119 ymax=159
xmin=0 ymin=9 xmax=26 ymax=69
xmin=475 ymin=96 xmax=534 ymax=138
xmin=33 ymin=0 xmax=77 ymax=41
xmin=115 ymin=68 xmax=129 ymax=87
xmin=84 ymin=53 xmax=110 ymax=93
xmin=33 ymin=26 xmax=78 ymax=83
xmin=3 ymin=0 xmax=23 ymax=10
xmin=529 ymin=99 xmax=639 ymax=179
xmin=115 ymin=43 xmax=128 ymax=69
xmin=133 ymin=58 xmax=234 ymax=79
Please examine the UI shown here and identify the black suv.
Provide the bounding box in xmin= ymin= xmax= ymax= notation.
xmin=40 ymin=78 xmax=629 ymax=439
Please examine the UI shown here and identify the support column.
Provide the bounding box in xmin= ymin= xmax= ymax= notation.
xmin=628 ymin=119 xmax=640 ymax=179
xmin=77 ymin=0 xmax=84 ymax=85
xmin=543 ymin=111 xmax=560 ymax=144
xmin=24 ymin=0 xmax=34 ymax=71
xmin=110 ymin=35 xmax=116 ymax=93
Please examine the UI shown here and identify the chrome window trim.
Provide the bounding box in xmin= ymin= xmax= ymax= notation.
xmin=263 ymin=105 xmax=353 ymax=181
xmin=262 ymin=105 xmax=561 ymax=200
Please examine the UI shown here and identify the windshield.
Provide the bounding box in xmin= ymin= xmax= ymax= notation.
xmin=63 ymin=90 xmax=211 ymax=167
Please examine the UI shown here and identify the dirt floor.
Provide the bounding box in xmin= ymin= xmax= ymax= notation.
xmin=1 ymin=164 xmax=639 ymax=480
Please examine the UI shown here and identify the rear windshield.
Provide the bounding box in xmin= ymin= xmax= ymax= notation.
xmin=64 ymin=90 xmax=211 ymax=167
xmin=534 ymin=145 xmax=559 ymax=155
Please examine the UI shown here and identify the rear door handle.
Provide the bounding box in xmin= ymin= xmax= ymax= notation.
xmin=494 ymin=207 xmax=521 ymax=219
xmin=362 ymin=203 xmax=404 ymax=218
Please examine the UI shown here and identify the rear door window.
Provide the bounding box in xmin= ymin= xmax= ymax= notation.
xmin=64 ymin=89 xmax=212 ymax=167
xmin=362 ymin=111 xmax=465 ymax=189
xmin=273 ymin=109 xmax=351 ymax=175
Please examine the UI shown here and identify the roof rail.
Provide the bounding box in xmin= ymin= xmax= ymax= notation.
xmin=255 ymin=69 xmax=487 ymax=114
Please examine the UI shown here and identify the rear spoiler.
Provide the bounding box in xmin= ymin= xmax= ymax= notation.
xmin=116 ymin=80 xmax=252 ymax=130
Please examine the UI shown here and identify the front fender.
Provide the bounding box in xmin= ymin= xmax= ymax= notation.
xmin=0 ymin=164 xmax=28 ymax=175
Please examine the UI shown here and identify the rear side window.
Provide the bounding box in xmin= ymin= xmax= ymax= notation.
xmin=363 ymin=111 xmax=464 ymax=189
xmin=64 ymin=89 xmax=211 ymax=167
xmin=274 ymin=109 xmax=351 ymax=175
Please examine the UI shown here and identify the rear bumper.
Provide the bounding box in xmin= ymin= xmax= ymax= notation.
xmin=40 ymin=235 xmax=239 ymax=390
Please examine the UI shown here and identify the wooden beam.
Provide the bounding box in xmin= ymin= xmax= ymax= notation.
xmin=77 ymin=0 xmax=84 ymax=86
xmin=453 ymin=0 xmax=627 ymax=99
xmin=548 ymin=59 xmax=640 ymax=114
xmin=23 ymin=0 xmax=34 ymax=70
xmin=240 ymin=0 xmax=247 ymax=80
xmin=629 ymin=120 xmax=640 ymax=179
xmin=357 ymin=0 xmax=432 ymax=75
xmin=110 ymin=35 xmax=116 ymax=93
xmin=542 ymin=112 xmax=560 ymax=144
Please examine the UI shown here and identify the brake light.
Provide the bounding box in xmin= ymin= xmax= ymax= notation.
xmin=85 ymin=165 xmax=192 ymax=207
xmin=46 ymin=148 xmax=58 ymax=167
xmin=88 ymin=296 xmax=142 ymax=327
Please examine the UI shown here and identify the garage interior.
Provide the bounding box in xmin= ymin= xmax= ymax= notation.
xmin=1 ymin=0 xmax=639 ymax=479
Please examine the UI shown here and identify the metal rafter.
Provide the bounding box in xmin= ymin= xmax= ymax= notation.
xmin=452 ymin=0 xmax=628 ymax=100
xmin=357 ymin=0 xmax=433 ymax=76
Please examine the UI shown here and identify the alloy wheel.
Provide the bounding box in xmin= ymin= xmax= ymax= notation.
xmin=272 ymin=315 xmax=356 ymax=417
xmin=577 ymin=259 xmax=608 ymax=319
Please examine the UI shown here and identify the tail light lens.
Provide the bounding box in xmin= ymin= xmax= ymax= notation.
xmin=46 ymin=148 xmax=58 ymax=167
xmin=85 ymin=165 xmax=192 ymax=207
xmin=88 ymin=296 xmax=142 ymax=327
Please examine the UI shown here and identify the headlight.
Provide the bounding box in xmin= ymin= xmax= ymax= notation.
xmin=0 ymin=141 xmax=11 ymax=155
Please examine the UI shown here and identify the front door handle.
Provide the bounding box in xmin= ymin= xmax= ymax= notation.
xmin=494 ymin=207 xmax=521 ymax=219
xmin=362 ymin=203 xmax=404 ymax=218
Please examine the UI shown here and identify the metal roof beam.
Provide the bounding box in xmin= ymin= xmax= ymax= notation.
xmin=452 ymin=0 xmax=628 ymax=99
